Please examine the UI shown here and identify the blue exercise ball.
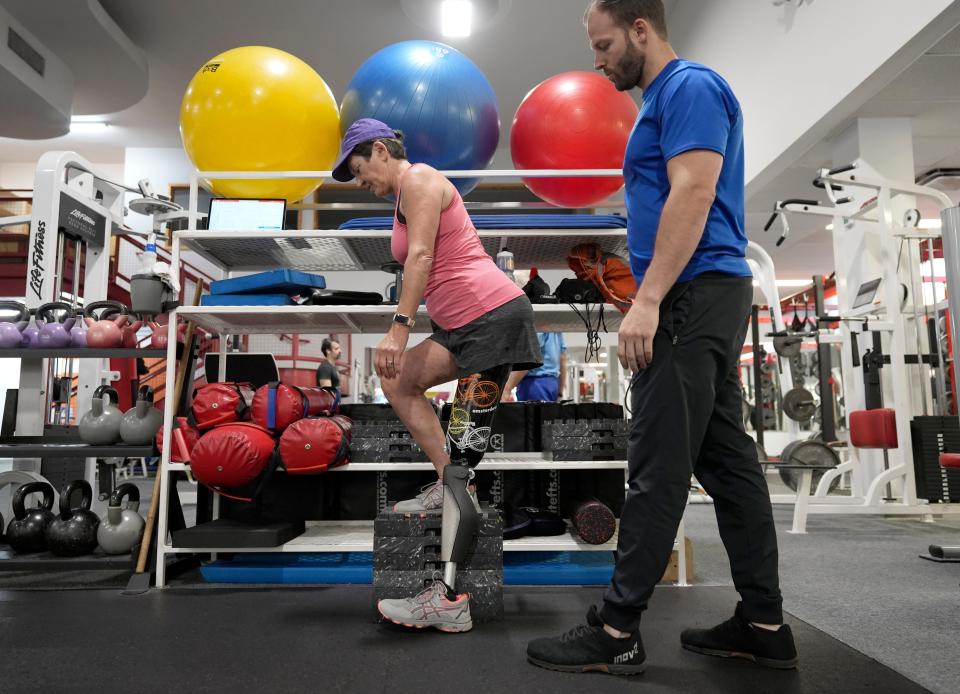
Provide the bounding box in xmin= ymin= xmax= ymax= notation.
xmin=340 ymin=40 xmax=500 ymax=195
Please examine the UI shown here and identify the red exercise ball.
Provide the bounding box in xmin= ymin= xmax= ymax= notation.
xmin=511 ymin=71 xmax=639 ymax=208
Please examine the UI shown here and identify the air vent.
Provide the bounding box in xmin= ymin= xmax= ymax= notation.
xmin=7 ymin=27 xmax=44 ymax=77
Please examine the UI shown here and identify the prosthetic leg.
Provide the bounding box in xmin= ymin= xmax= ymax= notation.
xmin=441 ymin=364 xmax=512 ymax=589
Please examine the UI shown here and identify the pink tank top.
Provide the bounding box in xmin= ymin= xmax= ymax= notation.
xmin=391 ymin=166 xmax=523 ymax=330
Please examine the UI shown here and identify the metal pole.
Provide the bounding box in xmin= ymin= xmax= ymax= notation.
xmin=927 ymin=238 xmax=949 ymax=415
xmin=906 ymin=239 xmax=929 ymax=415
xmin=940 ymin=206 xmax=960 ymax=420
xmin=813 ymin=277 xmax=836 ymax=441
xmin=751 ymin=305 xmax=764 ymax=448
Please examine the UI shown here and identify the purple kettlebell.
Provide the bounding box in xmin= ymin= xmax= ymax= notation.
xmin=70 ymin=308 xmax=87 ymax=347
xmin=0 ymin=300 xmax=29 ymax=349
xmin=21 ymin=308 xmax=40 ymax=347
xmin=36 ymin=302 xmax=76 ymax=349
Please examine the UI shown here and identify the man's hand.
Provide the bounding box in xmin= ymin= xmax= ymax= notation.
xmin=618 ymin=296 xmax=661 ymax=372
xmin=376 ymin=326 xmax=409 ymax=380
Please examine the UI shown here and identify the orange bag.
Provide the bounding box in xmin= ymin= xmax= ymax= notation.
xmin=566 ymin=243 xmax=636 ymax=314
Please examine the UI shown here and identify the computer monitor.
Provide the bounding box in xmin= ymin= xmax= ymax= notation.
xmin=207 ymin=198 xmax=286 ymax=231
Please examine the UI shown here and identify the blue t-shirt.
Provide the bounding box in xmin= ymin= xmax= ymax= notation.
xmin=624 ymin=59 xmax=751 ymax=283
xmin=526 ymin=332 xmax=566 ymax=378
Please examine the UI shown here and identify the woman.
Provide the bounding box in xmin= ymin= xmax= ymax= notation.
xmin=332 ymin=118 xmax=541 ymax=632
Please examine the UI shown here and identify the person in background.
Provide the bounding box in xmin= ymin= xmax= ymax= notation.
xmin=316 ymin=338 xmax=342 ymax=389
xmin=503 ymin=332 xmax=567 ymax=402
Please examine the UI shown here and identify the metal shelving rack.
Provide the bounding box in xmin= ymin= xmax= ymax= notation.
xmin=153 ymin=168 xmax=688 ymax=588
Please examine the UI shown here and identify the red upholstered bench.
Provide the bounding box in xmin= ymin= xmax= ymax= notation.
xmin=940 ymin=453 xmax=960 ymax=469
xmin=849 ymin=408 xmax=898 ymax=450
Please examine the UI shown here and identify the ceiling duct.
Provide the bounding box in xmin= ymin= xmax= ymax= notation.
xmin=0 ymin=3 xmax=73 ymax=139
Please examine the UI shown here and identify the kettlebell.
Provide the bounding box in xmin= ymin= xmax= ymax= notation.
xmin=36 ymin=301 xmax=76 ymax=348
xmin=45 ymin=480 xmax=99 ymax=557
xmin=83 ymin=300 xmax=129 ymax=348
xmin=79 ymin=385 xmax=123 ymax=444
xmin=97 ymin=483 xmax=145 ymax=555
xmin=70 ymin=308 xmax=87 ymax=347
xmin=147 ymin=317 xmax=184 ymax=349
xmin=102 ymin=306 xmax=143 ymax=348
xmin=21 ymin=308 xmax=40 ymax=347
xmin=119 ymin=385 xmax=163 ymax=445
xmin=0 ymin=300 xmax=30 ymax=349
xmin=5 ymin=481 xmax=57 ymax=553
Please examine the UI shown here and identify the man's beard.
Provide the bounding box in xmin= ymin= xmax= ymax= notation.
xmin=611 ymin=43 xmax=645 ymax=91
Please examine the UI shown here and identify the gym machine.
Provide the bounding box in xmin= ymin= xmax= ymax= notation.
xmin=1 ymin=152 xmax=183 ymax=522
xmin=761 ymin=160 xmax=960 ymax=525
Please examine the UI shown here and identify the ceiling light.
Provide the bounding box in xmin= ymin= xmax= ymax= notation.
xmin=441 ymin=0 xmax=472 ymax=37
xmin=70 ymin=116 xmax=109 ymax=133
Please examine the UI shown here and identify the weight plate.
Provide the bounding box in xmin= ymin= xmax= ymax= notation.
xmin=783 ymin=387 xmax=817 ymax=422
xmin=777 ymin=439 xmax=841 ymax=493
xmin=774 ymin=334 xmax=802 ymax=358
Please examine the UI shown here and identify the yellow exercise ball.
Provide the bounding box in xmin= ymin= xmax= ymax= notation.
xmin=179 ymin=46 xmax=340 ymax=203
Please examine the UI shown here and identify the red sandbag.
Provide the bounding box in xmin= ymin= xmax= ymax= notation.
xmin=251 ymin=382 xmax=340 ymax=433
xmin=191 ymin=382 xmax=254 ymax=430
xmin=190 ymin=422 xmax=276 ymax=495
xmin=279 ymin=415 xmax=352 ymax=474
xmin=155 ymin=416 xmax=200 ymax=463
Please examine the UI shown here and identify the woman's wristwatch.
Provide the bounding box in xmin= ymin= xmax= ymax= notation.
xmin=392 ymin=312 xmax=416 ymax=329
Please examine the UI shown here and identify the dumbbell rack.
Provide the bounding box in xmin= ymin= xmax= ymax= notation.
xmin=152 ymin=169 xmax=690 ymax=588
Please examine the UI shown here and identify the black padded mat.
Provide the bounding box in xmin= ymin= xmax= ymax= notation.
xmin=0 ymin=584 xmax=931 ymax=693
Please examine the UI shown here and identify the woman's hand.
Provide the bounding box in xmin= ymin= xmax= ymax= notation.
xmin=376 ymin=326 xmax=410 ymax=380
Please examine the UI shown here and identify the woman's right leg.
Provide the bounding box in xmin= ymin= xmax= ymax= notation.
xmin=380 ymin=337 xmax=459 ymax=478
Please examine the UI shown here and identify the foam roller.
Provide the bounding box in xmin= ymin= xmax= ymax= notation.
xmin=571 ymin=499 xmax=616 ymax=545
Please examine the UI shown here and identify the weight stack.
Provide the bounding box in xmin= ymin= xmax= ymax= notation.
xmin=910 ymin=416 xmax=960 ymax=502
xmin=373 ymin=505 xmax=503 ymax=622
xmin=542 ymin=419 xmax=629 ymax=461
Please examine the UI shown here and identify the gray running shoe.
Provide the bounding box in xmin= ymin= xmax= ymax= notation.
xmin=393 ymin=480 xmax=443 ymax=513
xmin=377 ymin=578 xmax=473 ymax=633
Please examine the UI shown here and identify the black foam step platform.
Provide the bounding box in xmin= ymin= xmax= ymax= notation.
xmin=172 ymin=518 xmax=305 ymax=548
xmin=542 ymin=419 xmax=629 ymax=436
xmin=374 ymin=569 xmax=503 ymax=622
xmin=550 ymin=449 xmax=628 ymax=461
xmin=543 ymin=434 xmax=628 ymax=451
xmin=374 ymin=505 xmax=501 ymax=538
xmin=374 ymin=535 xmax=502 ymax=571
xmin=350 ymin=451 xmax=431 ymax=463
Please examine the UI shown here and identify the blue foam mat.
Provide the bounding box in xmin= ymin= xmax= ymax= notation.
xmin=200 ymin=294 xmax=295 ymax=306
xmin=199 ymin=551 xmax=614 ymax=585
xmin=209 ymin=269 xmax=327 ymax=296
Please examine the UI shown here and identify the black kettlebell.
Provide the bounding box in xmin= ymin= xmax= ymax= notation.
xmin=45 ymin=480 xmax=99 ymax=557
xmin=5 ymin=481 xmax=57 ymax=554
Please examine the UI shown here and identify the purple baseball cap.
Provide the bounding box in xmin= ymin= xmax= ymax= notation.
xmin=331 ymin=118 xmax=397 ymax=182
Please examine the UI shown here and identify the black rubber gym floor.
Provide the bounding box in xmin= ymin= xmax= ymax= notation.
xmin=0 ymin=584 xmax=930 ymax=693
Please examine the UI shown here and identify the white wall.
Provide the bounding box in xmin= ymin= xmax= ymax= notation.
xmin=0 ymin=160 xmax=124 ymax=190
xmin=669 ymin=0 xmax=960 ymax=196
xmin=123 ymin=146 xmax=223 ymax=281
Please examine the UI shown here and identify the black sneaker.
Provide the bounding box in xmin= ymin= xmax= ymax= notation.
xmin=526 ymin=605 xmax=645 ymax=675
xmin=681 ymin=603 xmax=798 ymax=669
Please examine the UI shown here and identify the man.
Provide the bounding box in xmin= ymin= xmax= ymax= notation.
xmin=526 ymin=0 xmax=796 ymax=676
xmin=503 ymin=332 xmax=567 ymax=401
xmin=316 ymin=338 xmax=342 ymax=389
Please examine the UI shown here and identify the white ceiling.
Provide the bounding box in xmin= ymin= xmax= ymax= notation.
xmin=0 ymin=0 xmax=678 ymax=163
xmin=3 ymin=0 xmax=958 ymax=290
xmin=746 ymin=22 xmax=960 ymax=280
